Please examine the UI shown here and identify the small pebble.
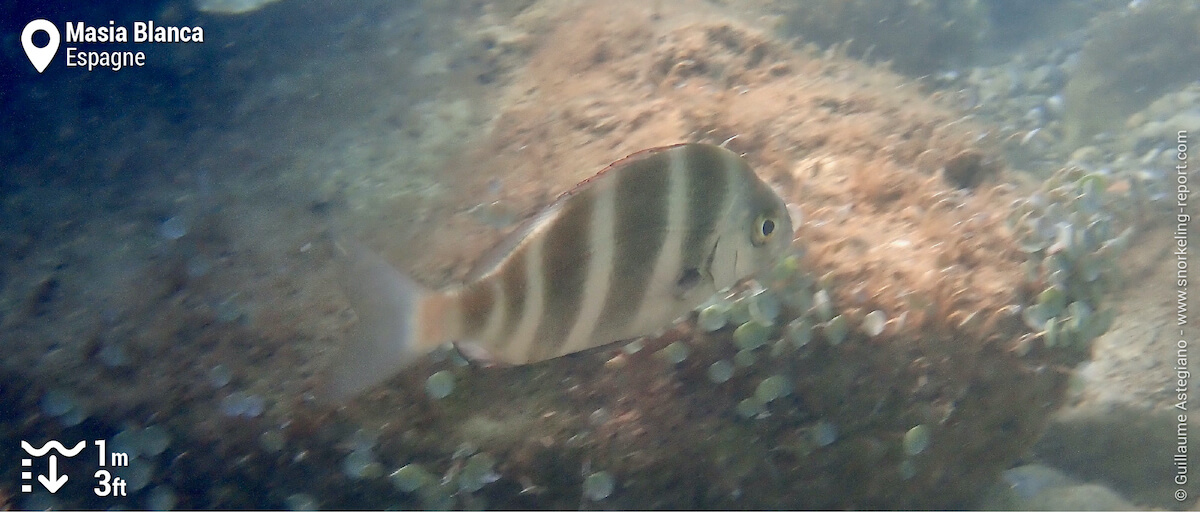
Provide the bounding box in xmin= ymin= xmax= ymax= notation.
xmin=727 ymin=297 xmax=752 ymax=325
xmin=904 ymin=424 xmax=933 ymax=456
xmin=220 ymin=393 xmax=245 ymax=416
xmin=813 ymin=290 xmax=834 ymax=320
xmin=622 ymin=340 xmax=643 ymax=355
xmin=582 ymin=471 xmax=616 ymax=501
xmin=1037 ymin=286 xmax=1066 ymax=317
xmin=285 ymin=493 xmax=319 ymax=511
xmin=1022 ymin=304 xmax=1052 ymax=331
xmin=755 ymin=375 xmax=792 ymax=403
xmin=769 ymin=338 xmax=791 ymax=359
xmin=733 ymin=320 xmax=770 ymax=351
xmin=458 ymin=453 xmax=500 ymax=493
xmin=451 ymin=443 xmax=478 ymax=460
xmin=342 ymin=449 xmax=379 ymax=480
xmin=40 ymin=389 xmax=76 ymax=417
xmin=659 ymin=341 xmax=690 ymax=364
xmin=862 ymin=310 xmax=887 ymax=337
xmin=604 ymin=353 xmax=627 ymax=369
xmin=733 ymin=348 xmax=757 ymax=367
xmin=186 ymin=256 xmax=212 ymax=278
xmin=1044 ymin=94 xmax=1064 ymax=116
xmin=112 ymin=428 xmax=144 ymax=458
xmin=589 ymin=408 xmax=611 ymax=426
xmin=242 ymin=394 xmax=265 ymax=417
xmin=147 ymin=485 xmax=177 ymax=510
xmin=220 ymin=391 xmax=264 ymax=417
xmin=736 ymin=397 xmax=764 ymax=419
xmin=697 ymin=304 xmax=730 ymax=332
xmin=348 ymin=428 xmax=379 ymax=453
xmin=824 ymin=315 xmax=849 ymax=345
xmin=124 ymin=459 xmax=154 ymax=492
xmin=772 ymin=253 xmax=802 ymax=281
xmin=140 ymin=425 xmax=171 ymax=456
xmin=748 ymin=291 xmax=781 ymax=323
xmin=215 ymin=299 xmax=242 ymax=323
xmin=425 ymin=370 xmax=456 ymax=400
xmin=58 ymin=407 xmax=87 ymax=427
xmin=208 ymin=364 xmax=233 ymax=388
xmin=391 ymin=464 xmax=433 ymax=493
xmin=1067 ymin=301 xmax=1092 ymax=329
xmin=260 ymin=429 xmax=287 ymax=453
xmin=786 ymin=318 xmax=812 ymax=348
xmin=1044 ymin=317 xmax=1060 ymax=348
xmin=707 ymin=360 xmax=734 ymax=384
xmin=782 ymin=284 xmax=813 ymax=311
xmin=419 ymin=484 xmax=456 ymax=510
xmin=98 ymin=344 xmax=129 ymax=368
xmin=811 ymin=421 xmax=838 ymax=447
xmin=159 ymin=216 xmax=187 ymax=240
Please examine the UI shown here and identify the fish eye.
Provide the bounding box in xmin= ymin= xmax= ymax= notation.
xmin=752 ymin=213 xmax=777 ymax=246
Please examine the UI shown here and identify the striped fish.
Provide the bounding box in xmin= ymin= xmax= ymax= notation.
xmin=323 ymin=143 xmax=793 ymax=400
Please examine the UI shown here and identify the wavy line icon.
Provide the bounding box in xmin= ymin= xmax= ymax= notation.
xmin=22 ymin=440 xmax=86 ymax=457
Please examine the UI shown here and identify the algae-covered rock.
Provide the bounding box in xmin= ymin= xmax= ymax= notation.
xmin=778 ymin=0 xmax=989 ymax=75
xmin=312 ymin=2 xmax=1107 ymax=508
xmin=1063 ymin=2 xmax=1200 ymax=146
xmin=979 ymin=464 xmax=1135 ymax=510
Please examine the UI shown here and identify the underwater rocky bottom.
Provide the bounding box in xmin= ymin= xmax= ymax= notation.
xmin=0 ymin=166 xmax=1125 ymax=509
xmin=0 ymin=338 xmax=1064 ymax=510
xmin=2 ymin=186 xmax=1115 ymax=509
xmin=0 ymin=3 xmax=1144 ymax=508
xmin=0 ymin=297 xmax=1087 ymax=509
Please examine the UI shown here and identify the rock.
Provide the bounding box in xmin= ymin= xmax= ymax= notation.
xmin=980 ymin=464 xmax=1135 ymax=510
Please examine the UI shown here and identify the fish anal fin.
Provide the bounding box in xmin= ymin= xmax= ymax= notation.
xmin=454 ymin=341 xmax=511 ymax=368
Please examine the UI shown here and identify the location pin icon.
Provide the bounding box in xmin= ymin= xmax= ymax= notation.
xmin=22 ymin=19 xmax=60 ymax=74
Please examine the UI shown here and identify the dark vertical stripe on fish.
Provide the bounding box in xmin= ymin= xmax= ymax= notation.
xmin=460 ymin=282 xmax=495 ymax=339
xmin=595 ymin=152 xmax=672 ymax=337
xmin=533 ymin=190 xmax=594 ymax=359
xmin=680 ymin=143 xmax=730 ymax=279
xmin=494 ymin=245 xmax=528 ymax=349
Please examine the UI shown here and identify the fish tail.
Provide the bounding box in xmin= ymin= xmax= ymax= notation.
xmin=320 ymin=240 xmax=448 ymax=401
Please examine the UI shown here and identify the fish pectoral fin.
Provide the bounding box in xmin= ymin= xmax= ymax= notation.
xmin=454 ymin=341 xmax=510 ymax=368
xmin=703 ymin=237 xmax=720 ymax=283
xmin=673 ymin=237 xmax=721 ymax=299
xmin=673 ymin=267 xmax=702 ymax=299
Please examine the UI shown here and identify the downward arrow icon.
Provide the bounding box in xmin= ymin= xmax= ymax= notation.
xmin=38 ymin=455 xmax=68 ymax=493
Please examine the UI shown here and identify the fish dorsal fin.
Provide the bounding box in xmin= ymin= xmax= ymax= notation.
xmin=464 ymin=143 xmax=690 ymax=282
xmin=465 ymin=201 xmax=562 ymax=282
